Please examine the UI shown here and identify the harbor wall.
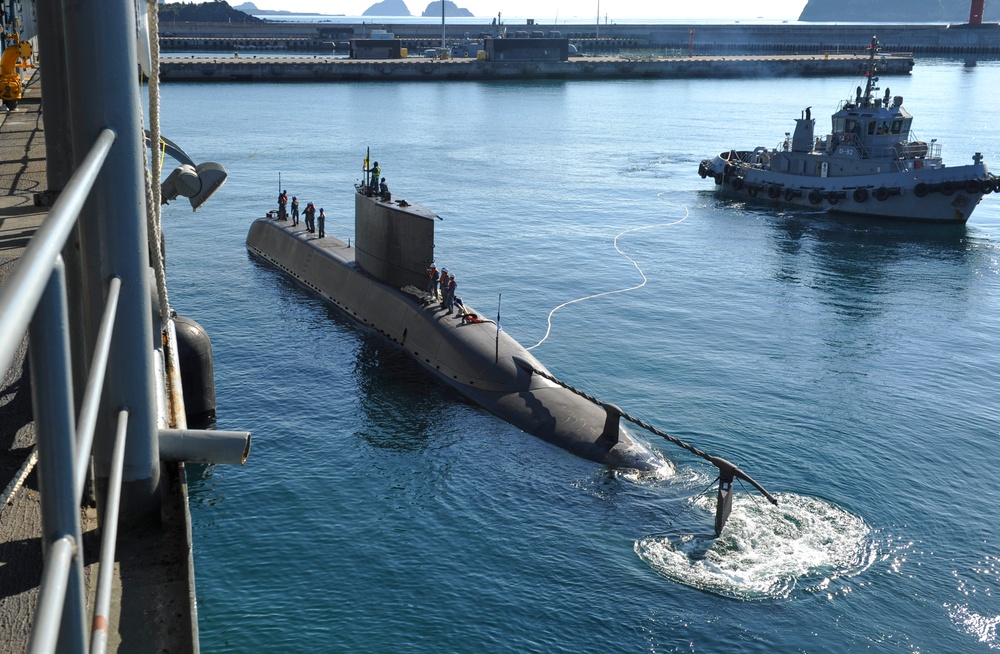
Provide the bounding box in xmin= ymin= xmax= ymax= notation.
xmin=159 ymin=54 xmax=914 ymax=83
xmin=157 ymin=21 xmax=1000 ymax=55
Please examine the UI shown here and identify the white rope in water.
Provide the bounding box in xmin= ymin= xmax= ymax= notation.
xmin=525 ymin=196 xmax=689 ymax=351
xmin=145 ymin=0 xmax=170 ymax=325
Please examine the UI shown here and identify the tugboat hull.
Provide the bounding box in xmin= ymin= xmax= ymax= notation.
xmin=700 ymin=155 xmax=993 ymax=224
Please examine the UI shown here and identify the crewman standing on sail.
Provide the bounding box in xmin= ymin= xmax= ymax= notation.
xmin=317 ymin=208 xmax=326 ymax=238
xmin=369 ymin=161 xmax=381 ymax=194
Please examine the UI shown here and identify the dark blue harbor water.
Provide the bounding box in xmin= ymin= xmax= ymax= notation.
xmin=157 ymin=59 xmax=1000 ymax=651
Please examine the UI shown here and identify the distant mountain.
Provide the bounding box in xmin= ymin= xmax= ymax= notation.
xmin=159 ymin=1 xmax=262 ymax=23
xmin=234 ymin=1 xmax=342 ymax=16
xmin=363 ymin=0 xmax=413 ymax=16
xmin=421 ymin=1 xmax=474 ymax=18
xmin=799 ymin=0 xmax=1000 ymax=22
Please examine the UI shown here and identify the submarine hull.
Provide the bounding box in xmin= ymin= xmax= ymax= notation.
xmin=246 ymin=201 xmax=660 ymax=470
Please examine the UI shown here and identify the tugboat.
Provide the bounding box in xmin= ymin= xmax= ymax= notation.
xmin=698 ymin=37 xmax=997 ymax=224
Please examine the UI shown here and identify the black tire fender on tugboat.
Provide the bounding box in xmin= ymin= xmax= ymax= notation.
xmin=965 ymin=179 xmax=983 ymax=194
xmin=808 ymin=190 xmax=822 ymax=205
xmin=827 ymin=192 xmax=840 ymax=206
xmin=783 ymin=187 xmax=797 ymax=202
xmin=767 ymin=184 xmax=781 ymax=199
xmin=747 ymin=185 xmax=758 ymax=198
xmin=731 ymin=177 xmax=744 ymax=191
xmin=874 ymin=187 xmax=889 ymax=201
xmin=913 ymin=183 xmax=929 ymax=198
xmin=714 ymin=173 xmax=724 ymax=185
xmin=853 ymin=187 xmax=869 ymax=203
xmin=940 ymin=181 xmax=955 ymax=196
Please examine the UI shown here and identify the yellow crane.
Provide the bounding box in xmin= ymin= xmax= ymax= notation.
xmin=1 ymin=39 xmax=32 ymax=110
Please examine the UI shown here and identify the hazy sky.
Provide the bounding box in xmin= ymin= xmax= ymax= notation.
xmin=235 ymin=1 xmax=811 ymax=20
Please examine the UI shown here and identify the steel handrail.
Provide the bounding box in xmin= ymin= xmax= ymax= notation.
xmin=27 ymin=535 xmax=78 ymax=654
xmin=89 ymin=408 xmax=130 ymax=654
xmin=0 ymin=127 xmax=116 ymax=377
xmin=72 ymin=275 xmax=122 ymax=502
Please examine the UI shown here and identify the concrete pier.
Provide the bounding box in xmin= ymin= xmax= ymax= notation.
xmin=159 ymin=53 xmax=914 ymax=83
xmin=157 ymin=20 xmax=1000 ymax=56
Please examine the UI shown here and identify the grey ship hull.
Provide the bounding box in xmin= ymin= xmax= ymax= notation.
xmin=701 ymin=154 xmax=992 ymax=224
xmin=246 ymin=216 xmax=660 ymax=470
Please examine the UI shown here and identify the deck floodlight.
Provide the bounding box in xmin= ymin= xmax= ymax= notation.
xmin=147 ymin=130 xmax=228 ymax=211
xmin=161 ymin=162 xmax=227 ymax=211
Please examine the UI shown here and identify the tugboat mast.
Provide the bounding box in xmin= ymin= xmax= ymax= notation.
xmin=860 ymin=36 xmax=880 ymax=108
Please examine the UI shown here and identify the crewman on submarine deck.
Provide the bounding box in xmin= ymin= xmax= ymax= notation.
xmin=303 ymin=201 xmax=316 ymax=233
xmin=426 ymin=264 xmax=440 ymax=299
xmin=444 ymin=275 xmax=457 ymax=314
xmin=278 ymin=189 xmax=288 ymax=220
xmin=290 ymin=196 xmax=300 ymax=226
xmin=439 ymin=267 xmax=450 ymax=306
xmin=317 ymin=207 xmax=326 ymax=238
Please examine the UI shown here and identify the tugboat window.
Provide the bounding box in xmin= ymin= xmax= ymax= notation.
xmin=891 ymin=119 xmax=903 ymax=134
xmin=833 ymin=117 xmax=845 ymax=132
xmin=868 ymin=121 xmax=876 ymax=135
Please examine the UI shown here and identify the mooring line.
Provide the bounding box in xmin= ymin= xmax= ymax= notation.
xmin=512 ymin=357 xmax=778 ymax=509
xmin=526 ymin=198 xmax=690 ymax=350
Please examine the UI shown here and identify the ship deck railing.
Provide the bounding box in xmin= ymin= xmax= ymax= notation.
xmin=0 ymin=128 xmax=131 ymax=652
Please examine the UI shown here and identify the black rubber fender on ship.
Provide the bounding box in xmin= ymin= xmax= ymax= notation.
xmin=783 ymin=187 xmax=797 ymax=202
xmin=746 ymin=185 xmax=758 ymax=198
xmin=714 ymin=173 xmax=724 ymax=185
xmin=808 ymin=190 xmax=822 ymax=205
xmin=766 ymin=184 xmax=780 ymax=199
xmin=914 ymin=183 xmax=929 ymax=198
xmin=853 ymin=187 xmax=869 ymax=203
xmin=874 ymin=187 xmax=889 ymax=201
xmin=940 ymin=181 xmax=955 ymax=196
xmin=174 ymin=314 xmax=217 ymax=428
xmin=965 ymin=179 xmax=983 ymax=194
xmin=731 ymin=177 xmax=744 ymax=191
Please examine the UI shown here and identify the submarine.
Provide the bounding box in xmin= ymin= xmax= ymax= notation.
xmin=247 ymin=184 xmax=661 ymax=469
xmin=246 ymin=179 xmax=777 ymax=534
